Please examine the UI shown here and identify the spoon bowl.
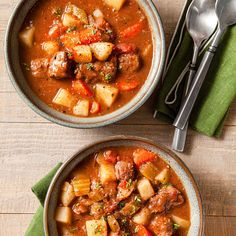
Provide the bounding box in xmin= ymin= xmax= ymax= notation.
xmin=216 ymin=0 xmax=236 ymax=30
xmin=186 ymin=0 xmax=218 ymax=47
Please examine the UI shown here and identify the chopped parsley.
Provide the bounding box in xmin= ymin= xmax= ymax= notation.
xmin=69 ymin=226 xmax=78 ymax=233
xmin=173 ymin=223 xmax=180 ymax=230
xmin=22 ymin=63 xmax=30 ymax=71
xmin=106 ymin=29 xmax=113 ymax=35
xmin=105 ymin=73 xmax=112 ymax=82
xmin=86 ymin=63 xmax=94 ymax=71
xmin=66 ymin=26 xmax=78 ymax=33
xmin=67 ymin=52 xmax=73 ymax=58
xmin=53 ymin=8 xmax=62 ymax=18
xmin=126 ymin=179 xmax=133 ymax=188
xmin=92 ymin=29 xmax=97 ymax=35
xmin=94 ymin=225 xmax=104 ymax=234
xmin=134 ymin=195 xmax=142 ymax=205
xmin=118 ymin=201 xmax=125 ymax=208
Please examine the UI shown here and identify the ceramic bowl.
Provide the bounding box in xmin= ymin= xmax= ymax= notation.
xmin=5 ymin=0 xmax=165 ymax=128
xmin=44 ymin=136 xmax=204 ymax=236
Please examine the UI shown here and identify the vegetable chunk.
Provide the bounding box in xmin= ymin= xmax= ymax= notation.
xmin=86 ymin=219 xmax=108 ymax=236
xmin=132 ymin=207 xmax=151 ymax=225
xmin=65 ymin=4 xmax=88 ymax=25
xmin=53 ymin=89 xmax=76 ymax=108
xmin=90 ymin=42 xmax=114 ymax=61
xmin=42 ymin=41 xmax=59 ymax=55
xmin=55 ymin=207 xmax=72 ymax=224
xmin=72 ymin=178 xmax=91 ymax=196
xmin=73 ymin=99 xmax=90 ymax=117
xmin=99 ymin=163 xmax=116 ymax=184
xmin=60 ymin=182 xmax=76 ymax=207
xmin=73 ymin=45 xmax=92 ymax=63
xmin=104 ymin=0 xmax=126 ymax=11
xmin=19 ymin=26 xmax=35 ymax=47
xmin=95 ymin=84 xmax=119 ymax=107
xmin=137 ymin=177 xmax=155 ymax=201
xmin=155 ymin=168 xmax=170 ymax=184
xmin=171 ymin=215 xmax=191 ymax=229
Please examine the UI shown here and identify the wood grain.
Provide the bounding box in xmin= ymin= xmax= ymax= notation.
xmin=0 ymin=123 xmax=235 ymax=216
xmin=0 ymin=0 xmax=236 ymax=235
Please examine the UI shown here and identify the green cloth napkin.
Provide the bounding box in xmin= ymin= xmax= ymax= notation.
xmin=25 ymin=163 xmax=62 ymax=236
xmin=155 ymin=0 xmax=236 ymax=137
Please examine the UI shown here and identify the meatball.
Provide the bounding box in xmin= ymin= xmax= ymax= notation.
xmin=118 ymin=53 xmax=140 ymax=73
xmin=149 ymin=216 xmax=174 ymax=236
xmin=75 ymin=56 xmax=117 ymax=83
xmin=30 ymin=58 xmax=49 ymax=79
xmin=148 ymin=185 xmax=184 ymax=214
xmin=115 ymin=161 xmax=134 ymax=180
xmin=48 ymin=51 xmax=72 ymax=79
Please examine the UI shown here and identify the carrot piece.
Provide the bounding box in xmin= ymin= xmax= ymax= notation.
xmin=120 ymin=20 xmax=145 ymax=38
xmin=78 ymin=28 xmax=102 ymax=45
xmin=48 ymin=23 xmax=67 ymax=39
xmin=90 ymin=101 xmax=101 ymax=114
xmin=72 ymin=80 xmax=93 ymax=97
xmin=117 ymin=80 xmax=140 ymax=91
xmin=135 ymin=225 xmax=152 ymax=236
xmin=133 ymin=149 xmax=156 ymax=168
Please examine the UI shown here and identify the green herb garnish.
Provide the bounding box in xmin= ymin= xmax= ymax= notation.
xmin=53 ymin=8 xmax=62 ymax=18
xmin=126 ymin=179 xmax=133 ymax=188
xmin=86 ymin=63 xmax=94 ymax=71
xmin=104 ymin=73 xmax=112 ymax=82
xmin=66 ymin=26 xmax=78 ymax=33
xmin=173 ymin=223 xmax=180 ymax=230
xmin=22 ymin=63 xmax=30 ymax=71
xmin=106 ymin=29 xmax=113 ymax=35
xmin=92 ymin=29 xmax=97 ymax=35
xmin=69 ymin=226 xmax=78 ymax=233
xmin=118 ymin=201 xmax=125 ymax=208
xmin=134 ymin=195 xmax=142 ymax=205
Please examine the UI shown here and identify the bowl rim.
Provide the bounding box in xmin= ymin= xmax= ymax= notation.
xmin=4 ymin=0 xmax=166 ymax=129
xmin=43 ymin=135 xmax=204 ymax=236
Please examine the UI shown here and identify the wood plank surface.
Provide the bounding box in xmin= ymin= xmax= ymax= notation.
xmin=0 ymin=0 xmax=235 ymax=235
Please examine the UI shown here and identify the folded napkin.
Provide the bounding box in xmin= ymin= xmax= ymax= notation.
xmin=25 ymin=163 xmax=62 ymax=236
xmin=155 ymin=0 xmax=236 ymax=137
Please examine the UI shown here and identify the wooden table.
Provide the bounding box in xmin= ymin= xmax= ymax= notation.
xmin=0 ymin=0 xmax=235 ymax=235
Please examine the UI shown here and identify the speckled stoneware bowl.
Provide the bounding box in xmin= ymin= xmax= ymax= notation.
xmin=5 ymin=0 xmax=165 ymax=128
xmin=44 ymin=136 xmax=204 ymax=236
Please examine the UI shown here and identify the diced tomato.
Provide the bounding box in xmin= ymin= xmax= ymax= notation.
xmin=78 ymin=28 xmax=102 ymax=45
xmin=48 ymin=23 xmax=67 ymax=39
xmin=135 ymin=225 xmax=152 ymax=236
xmin=90 ymin=101 xmax=101 ymax=114
xmin=120 ymin=20 xmax=145 ymax=38
xmin=118 ymin=180 xmax=128 ymax=189
xmin=104 ymin=150 xmax=118 ymax=164
xmin=115 ymin=43 xmax=137 ymax=54
xmin=133 ymin=149 xmax=156 ymax=168
xmin=117 ymin=80 xmax=140 ymax=91
xmin=72 ymin=80 xmax=93 ymax=97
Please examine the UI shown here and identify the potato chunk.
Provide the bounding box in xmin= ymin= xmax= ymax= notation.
xmin=42 ymin=41 xmax=59 ymax=55
xmin=104 ymin=0 xmax=126 ymax=11
xmin=64 ymin=4 xmax=88 ymax=25
xmin=86 ymin=219 xmax=107 ymax=236
xmin=53 ymin=89 xmax=76 ymax=108
xmin=73 ymin=45 xmax=92 ymax=63
xmin=137 ymin=177 xmax=155 ymax=201
xmin=132 ymin=207 xmax=151 ymax=225
xmin=19 ymin=26 xmax=35 ymax=47
xmin=61 ymin=182 xmax=76 ymax=207
xmin=155 ymin=168 xmax=170 ymax=184
xmin=73 ymin=99 xmax=90 ymax=117
xmin=90 ymin=43 xmax=114 ymax=61
xmin=99 ymin=163 xmax=116 ymax=185
xmin=171 ymin=215 xmax=191 ymax=229
xmin=55 ymin=207 xmax=72 ymax=224
xmin=95 ymin=84 xmax=119 ymax=108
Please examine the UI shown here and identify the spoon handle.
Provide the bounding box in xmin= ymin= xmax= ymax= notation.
xmin=173 ymin=47 xmax=216 ymax=130
xmin=172 ymin=68 xmax=196 ymax=152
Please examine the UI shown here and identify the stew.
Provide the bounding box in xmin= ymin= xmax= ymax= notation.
xmin=55 ymin=147 xmax=191 ymax=236
xmin=19 ymin=0 xmax=153 ymax=117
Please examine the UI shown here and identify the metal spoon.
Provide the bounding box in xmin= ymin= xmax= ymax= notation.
xmin=174 ymin=0 xmax=236 ymax=130
xmin=172 ymin=0 xmax=217 ymax=152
